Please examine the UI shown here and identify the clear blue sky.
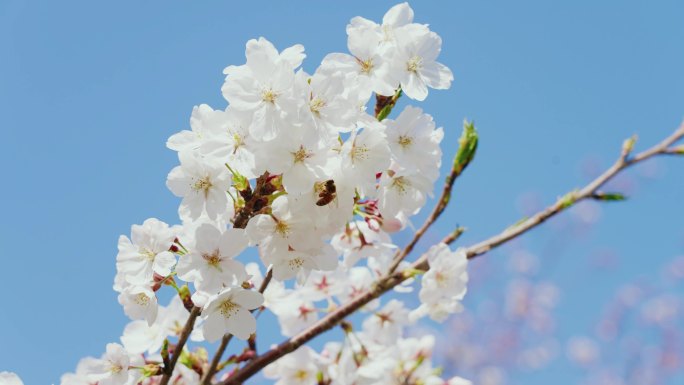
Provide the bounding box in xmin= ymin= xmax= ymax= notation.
xmin=1 ymin=1 xmax=683 ymax=384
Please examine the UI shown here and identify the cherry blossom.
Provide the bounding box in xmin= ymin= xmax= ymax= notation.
xmin=201 ymin=286 xmax=264 ymax=341
xmin=391 ymin=29 xmax=453 ymax=101
xmin=166 ymin=151 xmax=233 ymax=221
xmin=115 ymin=218 xmax=176 ymax=286
xmin=84 ymin=343 xmax=132 ymax=385
xmin=362 ymin=299 xmax=411 ymax=344
xmin=118 ymin=285 xmax=158 ymax=325
xmin=413 ymin=243 xmax=469 ymax=321
xmin=176 ymin=223 xmax=248 ymax=294
xmin=264 ymin=346 xmax=321 ymax=385
xmin=222 ymin=38 xmax=303 ymax=141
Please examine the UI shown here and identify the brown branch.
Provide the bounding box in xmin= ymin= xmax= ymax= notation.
xmin=232 ymin=172 xmax=276 ymax=229
xmin=218 ymin=122 xmax=684 ymax=385
xmin=201 ymin=269 xmax=273 ymax=385
xmin=159 ymin=306 xmax=201 ymax=385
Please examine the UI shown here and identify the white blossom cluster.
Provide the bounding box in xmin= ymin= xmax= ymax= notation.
xmin=264 ymin=326 xmax=471 ymax=385
xmin=50 ymin=3 xmax=471 ymax=385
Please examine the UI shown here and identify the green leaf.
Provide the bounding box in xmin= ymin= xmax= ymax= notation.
xmin=141 ymin=364 xmax=163 ymax=377
xmin=226 ymin=163 xmax=250 ymax=191
xmin=592 ymin=192 xmax=627 ymax=201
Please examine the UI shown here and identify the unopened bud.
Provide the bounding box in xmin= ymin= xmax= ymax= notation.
xmin=151 ymin=273 xmax=165 ymax=292
xmin=453 ymin=120 xmax=478 ymax=176
xmin=161 ymin=339 xmax=170 ymax=363
xmin=622 ymin=135 xmax=638 ymax=155
xmin=178 ymin=285 xmax=194 ymax=311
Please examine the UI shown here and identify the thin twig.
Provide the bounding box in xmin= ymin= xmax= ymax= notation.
xmin=159 ymin=306 xmax=201 ymax=385
xmin=201 ymin=268 xmax=273 ymax=385
xmin=464 ymin=123 xmax=684 ymax=258
xmin=218 ymin=123 xmax=684 ymax=385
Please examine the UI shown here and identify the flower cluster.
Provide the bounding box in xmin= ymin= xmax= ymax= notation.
xmin=265 ymin=334 xmax=471 ymax=385
xmin=56 ymin=3 xmax=470 ymax=385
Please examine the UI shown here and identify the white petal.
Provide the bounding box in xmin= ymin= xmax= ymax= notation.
xmin=232 ymin=289 xmax=264 ymax=310
xmin=153 ymin=251 xmax=176 ymax=277
xmin=226 ymin=307 xmax=257 ymax=340
xmin=201 ymin=313 xmax=226 ymax=343
xmin=383 ymin=2 xmax=414 ymax=26
xmin=421 ymin=61 xmax=453 ymax=90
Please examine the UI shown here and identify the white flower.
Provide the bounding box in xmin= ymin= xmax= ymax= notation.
xmin=166 ymin=151 xmax=233 ymax=221
xmin=264 ymin=346 xmax=321 ymax=385
xmin=385 ymin=105 xmax=443 ymax=181
xmin=297 ymin=268 xmax=348 ymax=303
xmin=85 ymin=343 xmax=131 ymax=385
xmin=120 ymin=319 xmax=164 ymax=355
xmin=331 ymin=220 xmax=396 ymax=268
xmin=176 ymin=223 xmax=248 ymax=294
xmin=0 ymin=372 xmax=23 ymax=385
xmin=118 ymin=295 xmax=189 ymax=355
xmin=255 ymin=124 xmax=331 ymax=195
xmin=246 ymin=195 xmax=318 ymax=254
xmin=222 ymin=37 xmax=303 ymax=140
xmin=349 ymin=2 xmax=422 ymax=48
xmin=201 ymin=106 xmax=257 ymax=179
xmin=409 ymin=300 xmax=463 ymax=323
xmin=336 ymin=267 xmax=379 ymax=311
xmin=391 ymin=29 xmax=453 ymax=101
xmin=201 ymin=286 xmax=263 ymax=341
xmin=167 ymin=104 xmax=225 ymax=153
xmin=115 ymin=218 xmax=176 ymax=287
xmin=270 ymin=293 xmax=319 ymax=337
xmin=61 ymin=358 xmax=100 ymax=385
xmin=340 ymin=124 xmax=391 ymax=196
xmin=295 ymin=70 xmax=358 ymax=134
xmin=118 ymin=285 xmax=158 ymax=325
xmin=268 ymin=243 xmax=338 ymax=284
xmin=378 ymin=169 xmax=432 ymax=219
xmin=413 ymin=243 xmax=468 ymax=322
xmin=320 ymin=26 xmax=395 ymax=98
xmin=362 ymin=299 xmax=410 ymax=344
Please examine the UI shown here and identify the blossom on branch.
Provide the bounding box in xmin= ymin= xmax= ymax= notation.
xmin=201 ymin=286 xmax=264 ymax=341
